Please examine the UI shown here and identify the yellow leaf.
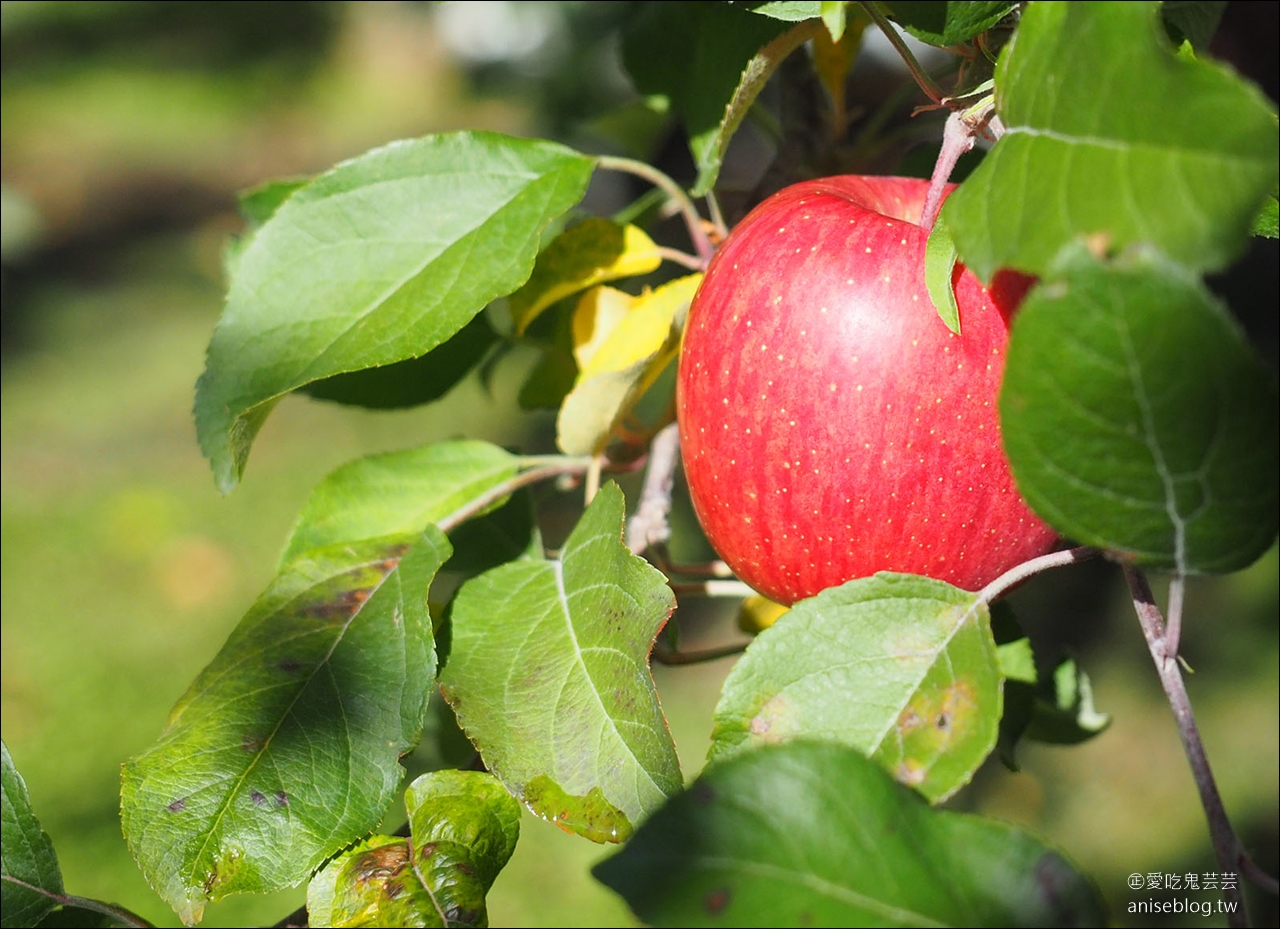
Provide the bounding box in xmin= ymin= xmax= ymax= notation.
xmin=579 ymin=275 xmax=701 ymax=380
xmin=509 ymin=219 xmax=663 ymax=334
xmin=737 ymin=594 xmax=789 ymax=635
xmin=572 ymin=286 xmax=636 ymax=371
xmin=556 ymin=274 xmax=702 ymax=455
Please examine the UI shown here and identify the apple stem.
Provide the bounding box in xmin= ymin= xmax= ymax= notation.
xmin=857 ymin=1 xmax=945 ymax=105
xmin=1123 ymin=565 xmax=1274 ymax=926
xmin=596 ymin=155 xmax=715 ymax=266
xmin=626 ymin=423 xmax=680 ymax=555
xmin=920 ymin=110 xmax=976 ymax=232
xmin=976 ymin=546 xmax=1099 ymax=604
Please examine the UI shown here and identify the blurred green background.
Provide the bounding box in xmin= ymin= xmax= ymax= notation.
xmin=2 ymin=3 xmax=1275 ymax=927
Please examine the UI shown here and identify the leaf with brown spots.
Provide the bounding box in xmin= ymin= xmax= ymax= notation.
xmin=595 ymin=742 xmax=1106 ymax=927
xmin=307 ymin=771 xmax=519 ymax=928
xmin=439 ymin=483 xmax=681 ymax=841
xmin=709 ymin=573 xmax=1000 ymax=802
xmin=121 ymin=528 xmax=450 ymax=925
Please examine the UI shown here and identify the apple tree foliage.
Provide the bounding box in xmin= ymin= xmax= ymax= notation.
xmin=3 ymin=2 xmax=1275 ymax=927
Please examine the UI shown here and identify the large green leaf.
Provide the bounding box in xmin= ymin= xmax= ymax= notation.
xmin=594 ymin=742 xmax=1107 ymax=927
xmin=943 ymin=1 xmax=1279 ymax=281
xmin=622 ymin=3 xmax=791 ymax=195
xmin=1001 ymin=246 xmax=1279 ymax=573
xmin=2 ymin=742 xmax=63 ymax=929
xmin=440 ymin=483 xmax=681 ymax=842
xmin=709 ymin=574 xmax=1000 ymax=803
xmin=195 ymin=132 xmax=594 ymax=492
xmin=281 ymin=441 xmax=519 ymax=565
xmin=306 ymin=771 xmax=520 ymax=928
xmin=121 ymin=530 xmax=450 ymax=925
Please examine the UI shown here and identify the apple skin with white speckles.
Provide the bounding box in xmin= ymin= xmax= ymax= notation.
xmin=677 ymin=176 xmax=1058 ymax=605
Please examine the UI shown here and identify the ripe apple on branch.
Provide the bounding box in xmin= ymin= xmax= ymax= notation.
xmin=677 ymin=174 xmax=1058 ymax=605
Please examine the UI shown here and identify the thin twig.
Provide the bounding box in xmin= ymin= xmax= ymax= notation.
xmin=596 ymin=155 xmax=715 ymax=264
xmin=627 ymin=423 xmax=681 ymax=554
xmin=857 ymin=1 xmax=944 ymax=104
xmin=0 ymin=878 xmax=154 ymax=928
xmin=976 ymin=546 xmax=1099 ymax=604
xmin=670 ymin=579 xmax=758 ymax=599
xmin=705 ymin=189 xmax=729 ymax=241
xmin=653 ymin=641 xmax=748 ymax=666
xmin=1164 ymin=572 xmax=1185 ymax=665
xmin=1123 ymin=565 xmax=1258 ymax=927
xmin=437 ymin=458 xmax=593 ymax=534
xmin=656 ymin=246 xmax=706 ymax=271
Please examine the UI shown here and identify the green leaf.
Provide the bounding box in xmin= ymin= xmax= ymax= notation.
xmin=237 ymin=176 xmax=310 ymax=227
xmin=885 ymin=1 xmax=1017 ymax=46
xmin=1161 ymin=0 xmax=1226 ymax=52
xmin=944 ymin=1 xmax=1279 ymax=281
xmin=594 ymin=742 xmax=1108 ymax=927
xmin=121 ymin=529 xmax=450 ymax=925
xmin=307 ymin=771 xmax=520 ymax=928
xmin=1025 ymin=659 xmax=1111 ymax=744
xmin=281 ymin=441 xmax=518 ymax=566
xmin=2 ymin=742 xmax=64 ymax=929
xmin=709 ymin=574 xmax=1000 ymax=803
xmin=301 ymin=312 xmax=498 ymax=410
xmin=623 ymin=3 xmax=792 ymax=195
xmin=507 ymin=218 xmax=664 ymax=335
xmin=1253 ymin=195 xmax=1279 ymax=238
xmin=749 ymin=1 xmax=822 ymax=23
xmin=439 ymin=483 xmax=681 ymax=842
xmin=195 ymin=132 xmax=594 ymax=492
xmin=924 ymin=219 xmax=961 ymax=334
xmin=1001 ymin=246 xmax=1279 ymax=574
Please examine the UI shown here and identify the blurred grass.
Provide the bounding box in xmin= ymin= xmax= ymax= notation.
xmin=2 ymin=3 xmax=1276 ymax=928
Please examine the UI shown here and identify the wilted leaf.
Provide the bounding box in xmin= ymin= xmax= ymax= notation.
xmin=281 ymin=441 xmax=518 ymax=565
xmin=306 ymin=771 xmax=519 ymax=928
xmin=556 ymin=275 xmax=700 ymax=455
xmin=944 ymin=1 xmax=1279 ymax=281
xmin=1001 ymin=246 xmax=1279 ymax=573
xmin=709 ymin=574 xmax=1000 ymax=803
xmin=440 ymin=484 xmax=681 ymax=841
xmin=195 ymin=132 xmax=593 ymax=492
xmin=2 ymin=742 xmax=63 ymax=929
xmin=508 ymin=218 xmax=663 ymax=334
xmin=121 ymin=530 xmax=449 ymax=924
xmin=594 ymin=742 xmax=1108 ymax=927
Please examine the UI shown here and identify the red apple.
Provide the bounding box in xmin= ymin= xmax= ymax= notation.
xmin=677 ymin=175 xmax=1057 ymax=605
